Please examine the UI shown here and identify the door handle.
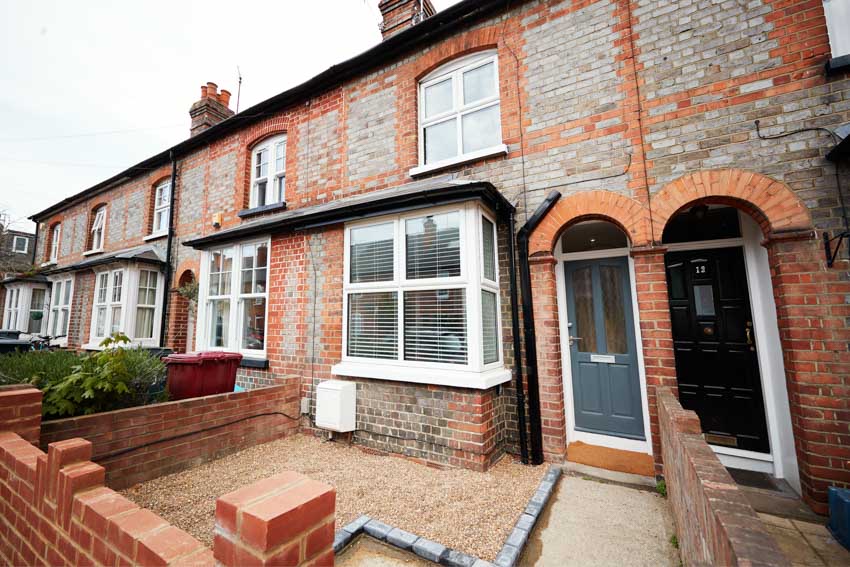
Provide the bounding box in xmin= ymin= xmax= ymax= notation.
xmin=745 ymin=326 xmax=754 ymax=350
xmin=569 ymin=336 xmax=582 ymax=346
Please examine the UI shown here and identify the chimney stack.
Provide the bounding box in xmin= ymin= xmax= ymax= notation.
xmin=378 ymin=0 xmax=436 ymax=40
xmin=189 ymin=82 xmax=235 ymax=137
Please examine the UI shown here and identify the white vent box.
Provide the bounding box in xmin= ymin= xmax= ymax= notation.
xmin=315 ymin=380 xmax=356 ymax=432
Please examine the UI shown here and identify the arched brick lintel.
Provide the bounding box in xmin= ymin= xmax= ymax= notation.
xmin=651 ymin=169 xmax=813 ymax=240
xmin=528 ymin=190 xmax=651 ymax=256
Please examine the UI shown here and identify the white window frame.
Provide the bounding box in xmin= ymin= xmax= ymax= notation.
xmin=249 ymin=134 xmax=287 ymax=209
xmin=412 ymin=51 xmax=508 ymax=177
xmin=824 ymin=0 xmax=850 ymax=58
xmin=196 ymin=237 xmax=270 ymax=359
xmin=84 ymin=264 xmax=165 ymax=349
xmin=332 ymin=202 xmax=510 ymax=389
xmin=4 ymin=284 xmax=48 ymax=336
xmin=47 ymin=276 xmax=74 ymax=346
xmin=150 ymin=180 xmax=171 ymax=237
xmin=12 ymin=236 xmax=28 ymax=254
xmin=48 ymin=223 xmax=61 ymax=264
xmin=88 ymin=206 xmax=107 ymax=253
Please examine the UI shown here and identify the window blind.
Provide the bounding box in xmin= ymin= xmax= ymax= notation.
xmin=350 ymin=223 xmax=394 ymax=283
xmin=481 ymin=290 xmax=498 ymax=364
xmin=482 ymin=216 xmax=496 ymax=281
xmin=348 ymin=292 xmax=398 ymax=359
xmin=405 ymin=212 xmax=461 ymax=279
xmin=404 ymin=288 xmax=467 ymax=364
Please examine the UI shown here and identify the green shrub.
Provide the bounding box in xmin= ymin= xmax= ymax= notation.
xmin=23 ymin=334 xmax=167 ymax=419
xmin=0 ymin=349 xmax=81 ymax=386
xmin=656 ymin=479 xmax=667 ymax=498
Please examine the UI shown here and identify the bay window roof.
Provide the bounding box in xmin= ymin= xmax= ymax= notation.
xmin=43 ymin=244 xmax=166 ymax=275
xmin=182 ymin=178 xmax=514 ymax=249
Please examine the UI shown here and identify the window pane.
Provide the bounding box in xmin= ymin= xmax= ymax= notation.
xmin=461 ymin=104 xmax=500 ymax=154
xmin=463 ymin=61 xmax=496 ymax=105
xmin=482 ymin=216 xmax=496 ymax=281
xmin=571 ymin=267 xmax=596 ymax=353
xmin=424 ymin=118 xmax=457 ymax=164
xmin=424 ymin=78 xmax=453 ymax=118
xmin=255 ymin=149 xmax=268 ymax=178
xmin=209 ymin=299 xmax=230 ymax=347
xmin=694 ymin=285 xmax=716 ymax=317
xmin=404 ymin=289 xmax=467 ymax=364
xmin=347 ymin=292 xmax=398 ymax=359
xmin=275 ymin=141 xmax=286 ymax=172
xmin=96 ymin=307 xmax=107 ymax=337
xmin=275 ymin=176 xmax=285 ymax=203
xmin=110 ymin=307 xmax=122 ymax=334
xmin=481 ymin=290 xmax=499 ymax=364
xmin=600 ymin=265 xmax=627 ymax=354
xmin=135 ymin=307 xmax=155 ymax=339
xmin=256 ymin=180 xmax=267 ymax=207
xmin=350 ymin=223 xmax=394 ymax=283
xmin=112 ymin=271 xmax=123 ymax=302
xmin=406 ymin=211 xmax=461 ymax=279
xmin=97 ymin=273 xmax=108 ymax=303
xmin=63 ymin=281 xmax=72 ymax=304
xmin=242 ymin=298 xmax=266 ymax=350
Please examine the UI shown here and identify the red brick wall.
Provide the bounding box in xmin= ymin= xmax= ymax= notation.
xmin=657 ymin=387 xmax=789 ymax=566
xmin=0 ymin=386 xmax=42 ymax=444
xmin=40 ymin=382 xmax=300 ymax=490
xmin=0 ymin=389 xmax=335 ymax=567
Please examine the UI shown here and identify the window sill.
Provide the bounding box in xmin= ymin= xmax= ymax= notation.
xmin=82 ymin=249 xmax=104 ymax=257
xmin=826 ymin=54 xmax=850 ymax=76
xmin=409 ymin=144 xmax=509 ymax=178
xmin=41 ymin=261 xmax=57 ymax=268
xmin=144 ymin=232 xmax=168 ymax=242
xmin=238 ymin=202 xmax=287 ymax=219
xmin=331 ymin=360 xmax=511 ymax=390
xmin=240 ymin=358 xmax=269 ymax=369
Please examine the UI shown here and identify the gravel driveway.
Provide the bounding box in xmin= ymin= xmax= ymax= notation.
xmin=121 ymin=433 xmax=545 ymax=560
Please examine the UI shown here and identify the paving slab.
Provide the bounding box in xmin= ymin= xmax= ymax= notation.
xmin=519 ymin=474 xmax=678 ymax=566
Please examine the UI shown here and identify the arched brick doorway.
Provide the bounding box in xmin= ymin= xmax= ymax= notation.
xmin=652 ymin=169 xmax=847 ymax=514
xmin=170 ymin=270 xmax=197 ymax=353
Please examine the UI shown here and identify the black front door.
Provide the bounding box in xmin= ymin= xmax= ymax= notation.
xmin=665 ymin=247 xmax=770 ymax=453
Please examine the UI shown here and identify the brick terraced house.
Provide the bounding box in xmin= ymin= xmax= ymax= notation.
xmin=7 ymin=0 xmax=850 ymax=514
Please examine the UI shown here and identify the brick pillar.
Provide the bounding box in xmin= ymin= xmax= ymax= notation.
xmin=529 ymin=252 xmax=566 ymax=462
xmin=0 ymin=386 xmax=42 ymax=444
xmin=215 ymin=471 xmax=336 ymax=566
xmin=767 ymin=234 xmax=850 ymax=514
xmin=631 ymin=247 xmax=676 ymax=474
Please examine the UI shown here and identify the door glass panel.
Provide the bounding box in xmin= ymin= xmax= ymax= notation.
xmin=571 ymin=267 xmax=596 ymax=353
xmin=600 ymin=265 xmax=627 ymax=354
xmin=694 ymin=285 xmax=716 ymax=317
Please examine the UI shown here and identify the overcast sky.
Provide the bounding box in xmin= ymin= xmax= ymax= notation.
xmin=0 ymin=0 xmax=461 ymax=233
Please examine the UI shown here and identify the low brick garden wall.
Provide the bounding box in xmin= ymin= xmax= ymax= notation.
xmin=40 ymin=377 xmax=300 ymax=489
xmin=0 ymin=387 xmax=335 ymax=567
xmin=657 ymin=387 xmax=788 ymax=566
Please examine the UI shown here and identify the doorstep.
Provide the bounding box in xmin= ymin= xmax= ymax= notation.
xmin=565 ymin=441 xmax=656 ymax=479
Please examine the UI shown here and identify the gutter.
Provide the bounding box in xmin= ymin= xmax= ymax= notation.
xmin=516 ymin=190 xmax=562 ymax=466
xmin=158 ymin=152 xmax=178 ymax=348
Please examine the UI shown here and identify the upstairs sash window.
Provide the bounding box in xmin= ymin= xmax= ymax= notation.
xmin=250 ymin=135 xmax=287 ymax=208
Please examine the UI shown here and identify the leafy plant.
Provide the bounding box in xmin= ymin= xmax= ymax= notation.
xmin=656 ymin=479 xmax=667 ymax=498
xmin=0 ymin=349 xmax=81 ymax=386
xmin=176 ymin=281 xmax=199 ymax=315
xmin=35 ymin=333 xmax=166 ymax=419
xmin=670 ymin=534 xmax=679 ymax=549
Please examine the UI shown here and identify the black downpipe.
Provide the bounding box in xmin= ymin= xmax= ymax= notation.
xmin=517 ymin=190 xmax=562 ymax=466
xmin=507 ymin=209 xmax=529 ymax=464
xmin=158 ymin=151 xmax=178 ymax=347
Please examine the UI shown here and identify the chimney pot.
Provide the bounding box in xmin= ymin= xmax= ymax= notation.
xmin=190 ymin=81 xmax=234 ymax=137
xmin=378 ymin=0 xmax=436 ymax=40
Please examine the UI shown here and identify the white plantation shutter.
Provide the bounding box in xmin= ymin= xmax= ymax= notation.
xmin=482 ymin=216 xmax=496 ymax=281
xmin=350 ymin=223 xmax=394 ymax=283
xmin=348 ymin=292 xmax=398 ymax=359
xmin=405 ymin=212 xmax=461 ymax=279
xmin=404 ymin=289 xmax=467 ymax=364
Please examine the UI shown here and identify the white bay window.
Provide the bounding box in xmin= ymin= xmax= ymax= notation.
xmin=197 ymin=238 xmax=269 ymax=357
xmin=85 ymin=265 xmax=164 ymax=349
xmin=333 ymin=203 xmax=509 ymax=389
xmin=3 ymin=284 xmax=49 ymax=335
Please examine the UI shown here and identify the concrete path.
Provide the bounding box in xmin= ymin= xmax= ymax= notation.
xmin=520 ymin=474 xmax=678 ymax=567
xmin=760 ymin=513 xmax=850 ymax=567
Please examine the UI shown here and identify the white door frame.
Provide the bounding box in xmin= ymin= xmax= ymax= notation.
xmin=555 ymin=244 xmax=654 ymax=456
xmin=662 ymin=212 xmax=800 ymax=493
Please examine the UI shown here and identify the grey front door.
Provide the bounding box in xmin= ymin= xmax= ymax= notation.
xmin=564 ymin=257 xmax=645 ymax=440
